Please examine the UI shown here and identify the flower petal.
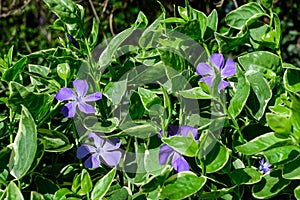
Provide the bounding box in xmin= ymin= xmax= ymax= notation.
xmin=84 ymin=92 xmax=102 ymax=102
xmin=196 ymin=63 xmax=214 ymax=76
xmin=78 ymin=102 xmax=96 ymax=114
xmin=159 ymin=144 xmax=174 ymax=165
xmin=210 ymin=53 xmax=224 ymax=71
xmin=77 ymin=144 xmax=96 ymax=159
xmin=56 ymin=88 xmax=76 ymax=101
xmin=84 ymin=154 xmax=101 ymax=168
xmin=218 ymin=80 xmax=230 ymax=91
xmin=103 ymin=138 xmax=121 ymax=151
xmin=172 ymin=152 xmax=190 ymax=172
xmin=200 ymin=75 xmax=214 ymax=87
xmin=221 ymin=58 xmax=236 ymax=77
xmin=180 ymin=125 xmax=198 ymax=139
xmin=62 ymin=102 xmax=77 ymax=118
xmin=100 ymin=150 xmax=122 ymax=166
xmin=73 ymin=80 xmax=88 ymax=97
xmin=88 ymin=132 xmax=104 ymax=148
xmin=168 ymin=124 xmax=180 ymax=137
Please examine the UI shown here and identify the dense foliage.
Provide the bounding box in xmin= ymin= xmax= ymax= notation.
xmin=0 ymin=0 xmax=300 ymax=199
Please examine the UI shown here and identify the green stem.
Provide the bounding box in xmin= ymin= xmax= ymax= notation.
xmin=37 ymin=102 xmax=60 ymax=128
xmin=9 ymin=109 xmax=16 ymax=144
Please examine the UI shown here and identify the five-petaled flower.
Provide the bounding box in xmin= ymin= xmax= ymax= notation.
xmin=258 ymin=158 xmax=272 ymax=174
xmin=159 ymin=125 xmax=198 ymax=172
xmin=77 ymin=132 xmax=122 ymax=168
xmin=196 ymin=53 xmax=236 ymax=91
xmin=66 ymin=33 xmax=80 ymax=48
xmin=56 ymin=80 xmax=102 ymax=118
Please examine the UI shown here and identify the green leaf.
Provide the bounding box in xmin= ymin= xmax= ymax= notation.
xmin=8 ymin=82 xmax=52 ymax=121
xmin=204 ymin=9 xmax=218 ymax=40
xmin=202 ymin=142 xmax=231 ymax=173
xmin=189 ymin=7 xmax=207 ymax=39
xmin=282 ymin=156 xmax=300 ymax=180
xmin=144 ymin=148 xmax=166 ymax=176
xmin=30 ymin=191 xmax=44 ymax=200
xmin=9 ymin=105 xmax=37 ymax=179
xmin=178 ymin=6 xmax=188 ymax=21
xmin=238 ymin=51 xmax=281 ymax=75
xmin=263 ymin=145 xmax=300 ymax=165
xmin=53 ymin=188 xmax=73 ymax=200
xmin=252 ymin=170 xmax=290 ymax=199
xmin=162 ymin=133 xmax=198 ymax=157
xmin=261 ymin=0 xmax=273 ymax=9
xmin=1 ymin=181 xmax=24 ymax=200
xmin=235 ymin=132 xmax=291 ymax=155
xmin=228 ymin=69 xmax=251 ymax=117
xmin=84 ymin=117 xmax=119 ymax=133
xmin=98 ymin=27 xmax=135 ymax=68
xmin=43 ymin=0 xmax=81 ymax=24
xmin=294 ymin=185 xmax=300 ymax=200
xmin=138 ymin=87 xmax=162 ymax=111
xmin=225 ymin=2 xmax=267 ymax=29
xmin=214 ymin=31 xmax=250 ymax=53
xmin=120 ymin=123 xmax=158 ymax=139
xmin=291 ymin=95 xmax=300 ymax=138
xmin=159 ymin=172 xmax=206 ymax=199
xmin=231 ymin=168 xmax=262 ymax=185
xmin=6 ymin=45 xmax=14 ymax=66
xmin=180 ymin=87 xmax=211 ymax=99
xmin=266 ymin=113 xmax=291 ymax=134
xmin=38 ymin=128 xmax=73 ymax=152
xmin=91 ymin=167 xmax=116 ymax=200
xmin=284 ymin=69 xmax=300 ymax=92
xmin=2 ymin=57 xmax=27 ymax=82
xmin=104 ymin=79 xmax=127 ymax=105
xmin=245 ymin=70 xmax=272 ymax=120
xmin=77 ymin=169 xmax=93 ymax=195
xmin=88 ymin=17 xmax=99 ymax=48
xmin=57 ymin=63 xmax=70 ymax=81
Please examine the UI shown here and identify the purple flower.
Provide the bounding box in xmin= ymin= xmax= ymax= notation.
xmin=66 ymin=33 xmax=79 ymax=48
xmin=258 ymin=158 xmax=272 ymax=174
xmin=56 ymin=80 xmax=102 ymax=118
xmin=159 ymin=125 xmax=198 ymax=172
xmin=77 ymin=132 xmax=122 ymax=168
xmin=196 ymin=53 xmax=236 ymax=91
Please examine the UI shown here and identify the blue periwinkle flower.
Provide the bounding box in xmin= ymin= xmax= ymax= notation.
xmin=66 ymin=33 xmax=79 ymax=48
xmin=258 ymin=158 xmax=272 ymax=174
xmin=56 ymin=80 xmax=102 ymax=118
xmin=77 ymin=132 xmax=122 ymax=168
xmin=196 ymin=53 xmax=236 ymax=91
xmin=159 ymin=125 xmax=198 ymax=172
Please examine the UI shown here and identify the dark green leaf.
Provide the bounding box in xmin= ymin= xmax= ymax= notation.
xmin=2 ymin=57 xmax=27 ymax=82
xmin=282 ymin=156 xmax=300 ymax=180
xmin=231 ymin=168 xmax=262 ymax=185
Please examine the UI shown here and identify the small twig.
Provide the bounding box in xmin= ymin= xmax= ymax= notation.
xmin=0 ymin=0 xmax=31 ymax=18
xmin=214 ymin=0 xmax=225 ymax=7
xmin=109 ymin=8 xmax=115 ymax=36
xmin=88 ymin=0 xmax=100 ymax=24
xmin=102 ymin=0 xmax=108 ymax=15
xmin=24 ymin=40 xmax=32 ymax=54
xmin=233 ymin=0 xmax=239 ymax=8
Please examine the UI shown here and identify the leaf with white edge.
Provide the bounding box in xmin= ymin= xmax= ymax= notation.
xmin=245 ymin=70 xmax=272 ymax=120
xmin=228 ymin=68 xmax=250 ymax=117
xmin=159 ymin=172 xmax=206 ymax=200
xmin=9 ymin=105 xmax=37 ymax=179
xmin=294 ymin=185 xmax=300 ymax=200
xmin=263 ymin=145 xmax=300 ymax=165
xmin=252 ymin=170 xmax=290 ymax=199
xmin=282 ymin=156 xmax=300 ymax=180
xmin=235 ymin=132 xmax=291 ymax=155
xmin=91 ymin=167 xmax=116 ymax=200
xmin=231 ymin=168 xmax=262 ymax=185
xmin=104 ymin=79 xmax=127 ymax=105
xmin=284 ymin=69 xmax=300 ymax=93
xmin=180 ymin=87 xmax=211 ymax=99
xmin=2 ymin=181 xmax=24 ymax=200
xmin=225 ymin=2 xmax=267 ymax=29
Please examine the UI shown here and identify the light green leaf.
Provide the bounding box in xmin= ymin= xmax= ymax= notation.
xmin=2 ymin=181 xmax=24 ymax=200
xmin=57 ymin=63 xmax=70 ymax=81
xmin=294 ymin=185 xmax=300 ymax=200
xmin=104 ymin=79 xmax=127 ymax=105
xmin=228 ymin=69 xmax=250 ymax=117
xmin=215 ymin=31 xmax=250 ymax=53
xmin=120 ymin=123 xmax=158 ymax=139
xmin=159 ymin=172 xmax=206 ymax=199
xmin=266 ymin=113 xmax=291 ymax=134
xmin=162 ymin=133 xmax=198 ymax=157
xmin=138 ymin=87 xmax=162 ymax=111
xmin=9 ymin=105 xmax=37 ymax=179
xmin=235 ymin=132 xmax=291 ymax=155
xmin=263 ymin=145 xmax=300 ymax=165
xmin=91 ymin=167 xmax=116 ymax=200
xmin=180 ymin=87 xmax=211 ymax=99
